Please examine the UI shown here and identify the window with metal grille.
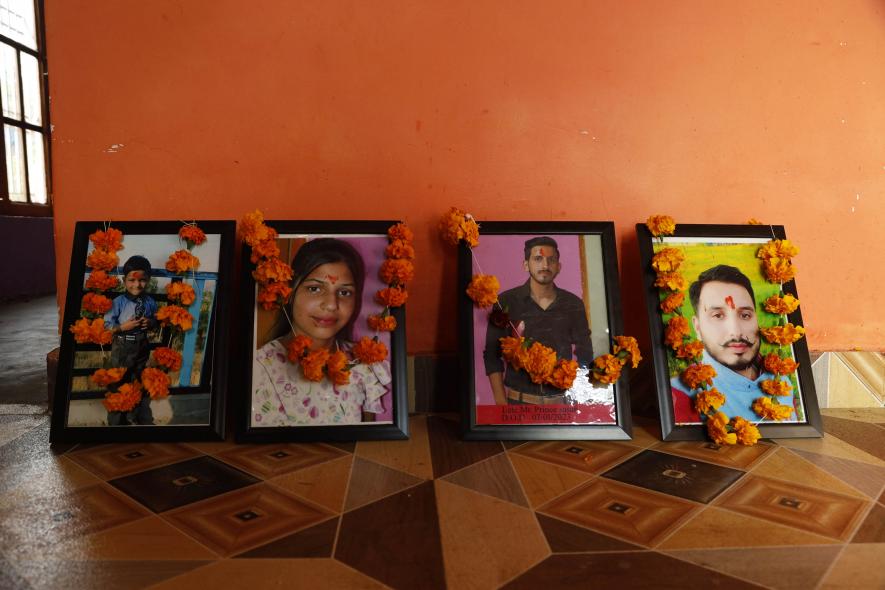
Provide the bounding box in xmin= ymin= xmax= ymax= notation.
xmin=0 ymin=0 xmax=49 ymax=216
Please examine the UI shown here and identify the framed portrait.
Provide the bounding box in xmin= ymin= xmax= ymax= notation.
xmin=50 ymin=220 xmax=235 ymax=442
xmin=459 ymin=221 xmax=632 ymax=441
xmin=637 ymin=223 xmax=822 ymax=441
xmin=237 ymin=221 xmax=409 ymax=442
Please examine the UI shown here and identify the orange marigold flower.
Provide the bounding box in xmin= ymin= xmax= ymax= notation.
xmin=523 ymin=342 xmax=557 ymax=384
xmin=86 ymin=248 xmax=119 ymax=272
xmin=165 ymin=250 xmax=200 ymax=274
xmin=300 ymin=349 xmax=330 ymax=382
xmin=764 ymin=293 xmax=800 ymax=315
xmin=593 ymin=354 xmax=624 ymax=385
xmin=82 ymin=292 xmax=113 ymax=315
xmin=654 ymin=272 xmax=688 ymax=292
xmin=681 ymin=363 xmax=717 ymax=390
xmin=368 ymin=314 xmax=397 ymax=332
xmin=731 ymin=416 xmax=761 ymax=445
xmin=676 ymin=341 xmax=705 ymax=361
xmin=466 ymin=274 xmax=500 ymax=308
xmin=752 ymin=396 xmax=794 ymax=421
xmin=153 ymin=347 xmax=182 ymax=371
xmin=352 ymin=336 xmax=388 ymax=364
xmin=102 ymin=381 xmax=142 ymax=413
xmin=660 ymin=291 xmax=685 ymax=314
xmin=762 ymin=258 xmax=796 ymax=284
xmin=376 ymin=286 xmax=408 ymax=308
xmin=763 ymin=353 xmax=799 ymax=376
xmin=69 ymin=317 xmax=113 ymax=345
xmin=250 ymin=234 xmax=281 ymax=264
xmin=651 ymin=248 xmax=685 ymax=273
xmin=85 ymin=270 xmax=121 ymax=291
xmin=760 ymin=323 xmax=806 ymax=345
xmin=694 ymin=387 xmax=726 ymax=415
xmin=286 ymin=335 xmax=313 ymax=363
xmin=141 ymin=367 xmax=171 ymax=400
xmin=500 ymin=336 xmax=526 ymax=370
xmin=664 ymin=316 xmax=690 ymax=349
xmin=379 ymin=258 xmax=415 ymax=285
xmin=253 ymin=257 xmax=293 ymax=284
xmin=613 ymin=335 xmax=642 ymax=369
xmin=760 ymin=379 xmax=792 ymax=397
xmin=156 ymin=305 xmax=194 ymax=332
xmin=166 ymin=282 xmax=196 ymax=306
xmin=646 ymin=214 xmax=676 ymax=237
xmin=549 ymin=359 xmax=578 ymax=390
xmin=707 ymin=411 xmax=737 ymax=445
xmin=179 ymin=224 xmax=207 ymax=247
xmin=385 ymin=240 xmax=416 ymax=260
xmin=438 ymin=207 xmax=480 ymax=247
xmin=257 ymin=282 xmax=293 ymax=311
xmin=241 ymin=210 xmax=274 ymax=246
xmin=757 ymin=239 xmax=799 ymax=260
xmin=89 ymin=228 xmax=124 ymax=252
xmin=747 ymin=218 xmax=763 ymax=225
xmin=388 ymin=222 xmax=414 ymax=243
xmin=326 ymin=350 xmax=351 ymax=386
xmin=90 ymin=367 xmax=126 ymax=387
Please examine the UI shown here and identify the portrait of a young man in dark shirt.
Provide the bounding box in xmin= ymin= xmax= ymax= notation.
xmin=483 ymin=236 xmax=593 ymax=405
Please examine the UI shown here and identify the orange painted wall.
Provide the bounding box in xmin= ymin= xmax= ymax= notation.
xmin=46 ymin=1 xmax=885 ymax=352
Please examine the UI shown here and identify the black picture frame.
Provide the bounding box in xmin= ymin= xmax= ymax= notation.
xmin=460 ymin=221 xmax=632 ymax=441
xmin=237 ymin=220 xmax=409 ymax=443
xmin=50 ymin=220 xmax=235 ymax=443
xmin=636 ymin=223 xmax=823 ymax=441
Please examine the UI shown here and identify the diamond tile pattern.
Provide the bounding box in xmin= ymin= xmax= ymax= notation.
xmin=2 ymin=407 xmax=882 ymax=589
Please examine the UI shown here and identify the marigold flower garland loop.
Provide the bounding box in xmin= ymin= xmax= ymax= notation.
xmin=72 ymin=222 xmax=199 ymax=415
xmin=440 ymin=207 xmax=640 ymax=392
xmin=240 ymin=210 xmax=408 ymax=384
xmin=648 ymin=215 xmax=807 ymax=445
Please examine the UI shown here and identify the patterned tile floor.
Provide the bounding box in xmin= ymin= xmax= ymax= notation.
xmin=0 ymin=409 xmax=883 ymax=589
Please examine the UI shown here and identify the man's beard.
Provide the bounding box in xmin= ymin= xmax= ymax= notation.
xmin=718 ymin=338 xmax=759 ymax=371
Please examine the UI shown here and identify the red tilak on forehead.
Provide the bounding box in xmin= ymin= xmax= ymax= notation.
xmin=539 ymin=247 xmax=548 ymax=257
xmin=725 ymin=296 xmax=735 ymax=309
xmin=130 ymin=271 xmax=144 ymax=279
xmin=326 ymin=274 xmax=338 ymax=284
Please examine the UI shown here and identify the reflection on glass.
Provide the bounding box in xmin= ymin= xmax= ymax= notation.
xmin=0 ymin=0 xmax=37 ymax=50
xmin=0 ymin=42 xmax=20 ymax=120
xmin=4 ymin=124 xmax=25 ymax=201
xmin=26 ymin=129 xmax=45 ymax=203
xmin=20 ymin=51 xmax=39 ymax=124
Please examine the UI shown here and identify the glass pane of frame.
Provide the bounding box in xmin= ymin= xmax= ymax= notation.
xmin=20 ymin=50 xmax=39 ymax=124
xmin=25 ymin=128 xmax=45 ymax=203
xmin=0 ymin=42 xmax=20 ymax=120
xmin=4 ymin=123 xmax=25 ymax=201
xmin=0 ymin=0 xmax=37 ymax=50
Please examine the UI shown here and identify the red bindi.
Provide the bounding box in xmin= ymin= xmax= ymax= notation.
xmin=539 ymin=247 xmax=548 ymax=257
xmin=326 ymin=274 xmax=338 ymax=284
xmin=725 ymin=296 xmax=735 ymax=309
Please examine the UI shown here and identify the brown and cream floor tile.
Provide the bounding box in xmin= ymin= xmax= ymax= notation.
xmin=774 ymin=432 xmax=884 ymax=466
xmin=536 ymin=513 xmax=643 ymax=552
xmin=343 ymin=456 xmax=424 ymax=512
xmin=441 ymin=453 xmax=528 ymax=507
xmin=850 ymin=502 xmax=885 ymax=544
xmin=427 ymin=415 xmax=504 ymax=478
xmin=14 ymin=559 xmax=210 ymax=590
xmin=822 ymin=415 xmax=885 ymax=462
xmin=354 ymin=414 xmax=434 ymax=480
xmin=508 ymin=452 xmax=594 ymax=508
xmin=337 ymin=480 xmax=446 ymax=590
xmin=109 ymin=456 xmax=261 ymax=513
xmin=234 ymin=516 xmax=339 ymax=558
xmin=751 ymin=447 xmax=870 ymax=499
xmin=819 ymin=543 xmax=885 ymax=590
xmin=511 ymin=440 xmax=638 ymax=475
xmin=267 ymin=454 xmax=353 ymax=513
xmin=603 ymin=449 xmax=745 ymax=504
xmin=539 ymin=478 xmax=699 ymax=547
xmin=162 ymin=483 xmax=332 ymax=557
xmin=66 ymin=443 xmax=203 ymax=480
xmin=663 ymin=545 xmax=842 ymax=590
xmin=658 ymin=506 xmax=841 ymax=550
xmin=715 ymin=474 xmax=870 ymax=541
xmin=215 ymin=442 xmax=348 ymax=479
xmin=436 ymin=479 xmax=547 ymax=590
xmin=501 ymin=552 xmax=764 ymax=589
xmin=785 ymin=448 xmax=885 ymax=499
xmin=652 ymin=439 xmax=774 ymax=469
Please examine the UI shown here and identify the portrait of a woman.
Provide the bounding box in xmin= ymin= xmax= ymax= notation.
xmin=251 ymin=238 xmax=391 ymax=427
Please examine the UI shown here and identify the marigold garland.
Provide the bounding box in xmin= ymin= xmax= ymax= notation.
xmin=375 ymin=286 xmax=408 ymax=308
xmin=89 ymin=228 xmax=124 ymax=252
xmin=707 ymin=411 xmax=737 ymax=445
xmin=764 ymin=293 xmax=800 ymax=315
xmin=760 ymin=323 xmax=806 ymax=345
xmin=761 ymin=258 xmax=796 ymax=284
xmin=156 ymin=305 xmax=194 ymax=332
xmin=257 ymin=282 xmax=293 ymax=311
xmin=70 ymin=317 xmax=113 ymax=345
xmin=760 ymin=379 xmax=792 ymax=397
xmin=664 ymin=315 xmax=690 ymax=349
xmin=646 ymin=215 xmax=676 ymax=237
xmin=694 ymin=388 xmax=725 ymax=414
xmin=654 ymin=272 xmax=688 ymax=292
xmin=385 ymin=240 xmax=415 ymax=260
xmin=675 ymin=341 xmax=704 ymax=361
xmin=102 ymin=381 xmax=143 ymax=413
xmin=166 ymin=282 xmax=197 ymax=306
xmin=752 ymin=396 xmax=795 ymax=421
xmin=762 ymin=353 xmax=799 ymax=376
xmin=660 ymin=291 xmax=685 ymax=314
xmin=153 ymin=347 xmax=183 ymax=371
xmin=86 ymin=248 xmax=119 ymax=272
xmin=165 ymin=249 xmax=200 ymax=274
xmin=732 ymin=417 xmax=762 ymax=445
xmin=141 ymin=367 xmax=171 ymax=400
xmin=592 ymin=354 xmax=623 ymax=385
xmin=379 ymin=258 xmax=415 ymax=285
xmin=466 ymin=274 xmax=500 ymax=308
xmin=90 ymin=367 xmax=126 ymax=387
xmin=367 ymin=314 xmax=397 ymax=332
xmin=179 ymin=224 xmax=207 ymax=248
xmin=651 ymin=248 xmax=685 ymax=273
xmin=81 ymin=292 xmax=113 ymax=316
xmin=439 ymin=207 xmax=480 ymax=247
xmin=85 ymin=270 xmax=120 ymax=291
xmin=353 ymin=336 xmax=388 ymax=364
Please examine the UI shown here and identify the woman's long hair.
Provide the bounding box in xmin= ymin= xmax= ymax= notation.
xmin=288 ymin=238 xmax=365 ymax=344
